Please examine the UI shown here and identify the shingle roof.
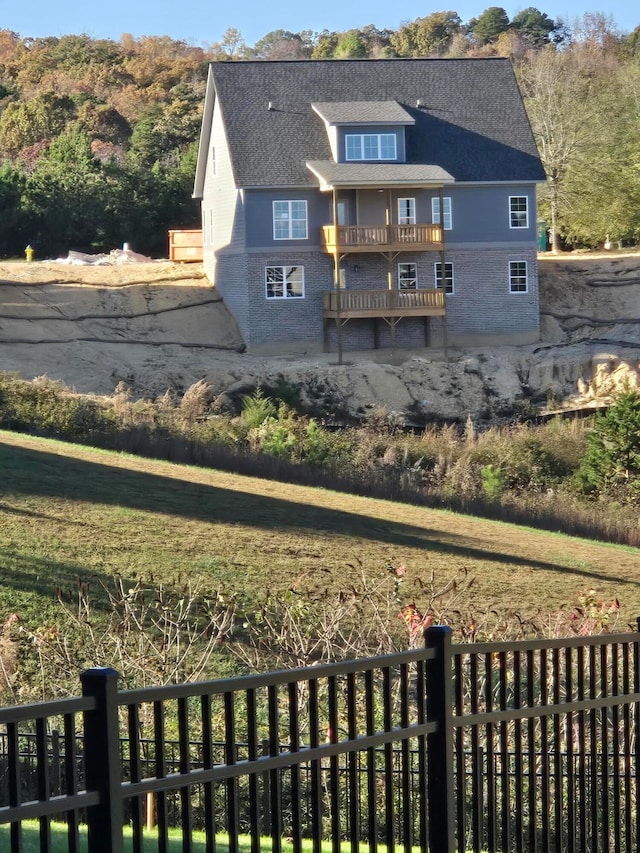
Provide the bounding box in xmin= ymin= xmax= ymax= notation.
xmin=306 ymin=161 xmax=453 ymax=189
xmin=311 ymin=101 xmax=415 ymax=125
xmin=204 ymin=58 xmax=545 ymax=189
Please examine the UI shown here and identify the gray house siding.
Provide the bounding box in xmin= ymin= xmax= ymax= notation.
xmin=200 ymin=100 xmax=252 ymax=336
xmin=443 ymin=185 xmax=537 ymax=245
xmin=244 ymin=189 xmax=330 ymax=250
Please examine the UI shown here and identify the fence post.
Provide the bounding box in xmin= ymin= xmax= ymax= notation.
xmin=80 ymin=667 xmax=123 ymax=853
xmin=425 ymin=626 xmax=455 ymax=853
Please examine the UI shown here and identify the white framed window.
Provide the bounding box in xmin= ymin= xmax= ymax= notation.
xmin=398 ymin=198 xmax=416 ymax=225
xmin=273 ymin=200 xmax=308 ymax=240
xmin=435 ymin=262 xmax=454 ymax=295
xmin=431 ymin=196 xmax=452 ymax=230
xmin=509 ymin=196 xmax=528 ymax=228
xmin=398 ymin=262 xmax=417 ymax=290
xmin=509 ymin=260 xmax=528 ymax=293
xmin=345 ymin=133 xmax=397 ymax=161
xmin=265 ymin=266 xmax=305 ymax=299
xmin=211 ymin=146 xmax=216 ymax=176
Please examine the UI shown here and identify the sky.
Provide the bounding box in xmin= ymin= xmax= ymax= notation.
xmin=1 ymin=1 xmax=638 ymax=48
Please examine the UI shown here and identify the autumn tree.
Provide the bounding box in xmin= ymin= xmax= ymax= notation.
xmin=391 ymin=12 xmax=462 ymax=57
xmin=0 ymin=93 xmax=75 ymax=159
xmin=248 ymin=29 xmax=313 ymax=59
xmin=518 ymin=46 xmax=615 ymax=251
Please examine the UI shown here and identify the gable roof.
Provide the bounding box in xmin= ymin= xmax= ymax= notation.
xmin=195 ymin=58 xmax=545 ymax=193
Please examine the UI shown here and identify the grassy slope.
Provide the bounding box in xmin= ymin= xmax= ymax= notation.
xmin=1 ymin=431 xmax=639 ymax=635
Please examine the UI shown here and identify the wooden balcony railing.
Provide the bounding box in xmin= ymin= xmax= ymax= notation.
xmin=322 ymin=223 xmax=443 ymax=254
xmin=322 ymin=288 xmax=445 ymax=319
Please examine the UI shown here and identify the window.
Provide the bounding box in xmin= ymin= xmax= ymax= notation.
xmin=211 ymin=146 xmax=216 ymax=176
xmin=398 ymin=198 xmax=416 ymax=225
xmin=265 ymin=266 xmax=305 ymax=299
xmin=435 ymin=262 xmax=454 ymax=295
xmin=509 ymin=196 xmax=528 ymax=229
xmin=345 ymin=133 xmax=397 ymax=161
xmin=273 ymin=200 xmax=308 ymax=240
xmin=509 ymin=261 xmax=528 ymax=293
xmin=431 ymin=196 xmax=452 ymax=230
xmin=398 ymin=262 xmax=417 ymax=290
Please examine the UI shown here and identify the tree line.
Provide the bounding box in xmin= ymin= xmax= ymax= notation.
xmin=0 ymin=10 xmax=639 ymax=258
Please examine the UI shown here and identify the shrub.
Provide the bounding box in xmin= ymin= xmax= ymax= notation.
xmin=240 ymin=389 xmax=277 ymax=431
xmin=576 ymin=391 xmax=640 ymax=499
xmin=481 ymin=464 xmax=505 ymax=499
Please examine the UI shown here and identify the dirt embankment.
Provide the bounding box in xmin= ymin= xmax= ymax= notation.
xmin=0 ymin=253 xmax=639 ymax=421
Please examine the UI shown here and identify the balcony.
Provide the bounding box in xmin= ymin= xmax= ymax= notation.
xmin=322 ymin=287 xmax=445 ymax=320
xmin=322 ymin=223 xmax=443 ymax=254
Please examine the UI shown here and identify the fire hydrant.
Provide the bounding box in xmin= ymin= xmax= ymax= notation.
xmin=25 ymin=245 xmax=34 ymax=262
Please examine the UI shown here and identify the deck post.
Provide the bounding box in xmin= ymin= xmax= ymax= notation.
xmin=438 ymin=186 xmax=449 ymax=360
xmin=81 ymin=667 xmax=123 ymax=853
xmin=332 ymin=189 xmax=343 ymax=365
xmin=424 ymin=626 xmax=456 ymax=852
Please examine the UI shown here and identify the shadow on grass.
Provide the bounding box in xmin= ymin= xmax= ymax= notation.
xmin=0 ymin=438 xmax=630 ymax=588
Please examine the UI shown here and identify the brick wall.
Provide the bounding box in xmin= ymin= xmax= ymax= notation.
xmin=216 ymin=246 xmax=540 ymax=350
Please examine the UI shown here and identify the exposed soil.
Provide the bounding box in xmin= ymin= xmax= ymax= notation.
xmin=0 ymin=251 xmax=639 ymax=421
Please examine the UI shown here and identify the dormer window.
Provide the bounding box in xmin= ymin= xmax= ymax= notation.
xmin=345 ymin=133 xmax=397 ymax=161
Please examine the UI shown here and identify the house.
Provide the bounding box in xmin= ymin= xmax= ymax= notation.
xmin=193 ymin=58 xmax=546 ymax=353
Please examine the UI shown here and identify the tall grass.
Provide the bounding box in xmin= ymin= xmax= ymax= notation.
xmin=0 ymin=373 xmax=637 ymax=546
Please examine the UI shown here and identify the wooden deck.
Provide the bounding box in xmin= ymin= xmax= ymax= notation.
xmin=322 ymin=288 xmax=445 ymax=319
xmin=322 ymin=223 xmax=443 ymax=254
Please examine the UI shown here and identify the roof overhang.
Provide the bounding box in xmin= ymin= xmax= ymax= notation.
xmin=311 ymin=101 xmax=415 ymax=126
xmin=305 ymin=161 xmax=455 ymax=191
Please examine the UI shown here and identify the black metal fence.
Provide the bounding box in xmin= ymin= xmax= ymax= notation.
xmin=0 ymin=625 xmax=639 ymax=853
xmin=452 ymin=629 xmax=640 ymax=853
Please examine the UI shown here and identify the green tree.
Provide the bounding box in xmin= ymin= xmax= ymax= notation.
xmin=23 ymin=126 xmax=105 ymax=255
xmin=559 ymin=60 xmax=640 ymax=246
xmin=577 ymin=391 xmax=640 ymax=497
xmin=334 ymin=30 xmax=368 ymax=58
xmin=469 ymin=7 xmax=511 ymax=44
xmin=0 ymin=161 xmax=27 ymax=255
xmin=511 ymin=7 xmax=558 ymax=47
xmin=518 ymin=46 xmax=614 ymax=251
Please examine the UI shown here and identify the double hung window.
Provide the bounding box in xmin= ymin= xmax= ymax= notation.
xmin=345 ymin=133 xmax=397 ymax=161
xmin=431 ymin=197 xmax=452 ymax=230
xmin=435 ymin=262 xmax=454 ymax=294
xmin=265 ymin=266 xmax=305 ymax=299
xmin=398 ymin=262 xmax=417 ymax=290
xmin=509 ymin=196 xmax=528 ymax=229
xmin=398 ymin=198 xmax=416 ymax=225
xmin=509 ymin=261 xmax=528 ymax=292
xmin=273 ymin=200 xmax=308 ymax=240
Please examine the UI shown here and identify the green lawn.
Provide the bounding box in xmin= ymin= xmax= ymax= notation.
xmin=1 ymin=822 xmax=485 ymax=853
xmin=0 ymin=429 xmax=638 ymax=651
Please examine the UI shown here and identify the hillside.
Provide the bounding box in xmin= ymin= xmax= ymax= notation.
xmin=1 ymin=431 xmax=637 ymax=636
xmin=0 ymin=253 xmax=639 ymax=421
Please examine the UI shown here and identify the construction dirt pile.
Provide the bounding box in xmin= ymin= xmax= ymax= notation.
xmin=0 ymin=252 xmax=639 ymax=422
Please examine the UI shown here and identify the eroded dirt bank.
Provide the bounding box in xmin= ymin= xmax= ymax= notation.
xmin=0 ymin=254 xmax=638 ymax=421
